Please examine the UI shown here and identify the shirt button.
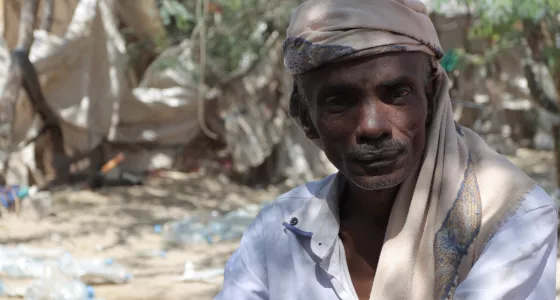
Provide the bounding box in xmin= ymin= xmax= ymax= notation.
xmin=290 ymin=217 xmax=298 ymax=226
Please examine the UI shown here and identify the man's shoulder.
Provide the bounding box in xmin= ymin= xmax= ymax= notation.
xmin=516 ymin=185 xmax=558 ymax=216
xmin=276 ymin=173 xmax=336 ymax=201
xmin=257 ymin=173 xmax=337 ymax=223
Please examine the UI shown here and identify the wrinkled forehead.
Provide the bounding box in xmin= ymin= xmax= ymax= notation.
xmin=283 ymin=0 xmax=442 ymax=75
xmin=297 ymin=52 xmax=427 ymax=87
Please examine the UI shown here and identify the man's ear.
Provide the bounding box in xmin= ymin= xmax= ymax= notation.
xmin=300 ymin=104 xmax=319 ymax=139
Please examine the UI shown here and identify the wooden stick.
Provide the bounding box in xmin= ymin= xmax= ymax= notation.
xmin=197 ymin=0 xmax=218 ymax=140
xmin=40 ymin=0 xmax=54 ymax=32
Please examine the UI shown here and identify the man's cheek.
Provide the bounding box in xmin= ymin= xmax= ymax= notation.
xmin=391 ymin=117 xmax=421 ymax=141
xmin=318 ymin=121 xmax=352 ymax=139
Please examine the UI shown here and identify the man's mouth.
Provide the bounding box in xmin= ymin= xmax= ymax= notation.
xmin=351 ymin=149 xmax=404 ymax=168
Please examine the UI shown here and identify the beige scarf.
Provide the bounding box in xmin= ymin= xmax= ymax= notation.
xmin=283 ymin=1 xmax=537 ymax=299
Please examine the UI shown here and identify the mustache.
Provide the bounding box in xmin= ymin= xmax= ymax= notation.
xmin=347 ymin=140 xmax=408 ymax=159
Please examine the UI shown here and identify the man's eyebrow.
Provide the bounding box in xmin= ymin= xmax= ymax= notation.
xmin=378 ymin=75 xmax=416 ymax=88
xmin=315 ymin=82 xmax=358 ymax=97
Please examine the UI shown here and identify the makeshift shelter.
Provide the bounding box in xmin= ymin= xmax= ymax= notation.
xmin=0 ymin=0 xmax=335 ymax=186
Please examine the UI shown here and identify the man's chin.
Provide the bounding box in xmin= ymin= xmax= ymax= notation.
xmin=347 ymin=175 xmax=403 ymax=191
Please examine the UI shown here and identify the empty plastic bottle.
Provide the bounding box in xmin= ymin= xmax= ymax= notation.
xmin=78 ymin=262 xmax=132 ymax=284
xmin=58 ymin=256 xmax=132 ymax=284
xmin=0 ymin=246 xmax=66 ymax=260
xmin=162 ymin=211 xmax=222 ymax=245
xmin=24 ymin=263 xmax=95 ymax=300
xmin=0 ymin=279 xmax=28 ymax=297
xmin=0 ymin=255 xmax=46 ymax=278
xmin=162 ymin=206 xmax=263 ymax=245
xmin=24 ymin=279 xmax=94 ymax=300
xmin=135 ymin=250 xmax=166 ymax=258
xmin=0 ymin=246 xmax=71 ymax=279
xmin=178 ymin=261 xmax=224 ymax=282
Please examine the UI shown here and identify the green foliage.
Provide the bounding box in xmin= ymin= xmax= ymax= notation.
xmin=441 ymin=49 xmax=460 ymax=72
xmin=160 ymin=0 xmax=195 ymax=30
xmin=155 ymin=0 xmax=298 ymax=76
xmin=470 ymin=0 xmax=558 ymax=40
xmin=435 ymin=0 xmax=560 ymax=77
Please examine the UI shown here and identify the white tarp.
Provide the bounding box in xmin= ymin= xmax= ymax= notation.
xmin=20 ymin=0 xmax=201 ymax=149
xmin=0 ymin=0 xmax=205 ymax=183
xmin=0 ymin=0 xmax=337 ymax=185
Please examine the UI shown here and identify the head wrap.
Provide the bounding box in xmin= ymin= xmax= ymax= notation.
xmin=284 ymin=0 xmax=443 ymax=75
xmin=283 ymin=1 xmax=536 ymax=299
xmin=284 ymin=0 xmax=444 ymax=133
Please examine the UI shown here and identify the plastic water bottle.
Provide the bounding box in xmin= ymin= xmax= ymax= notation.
xmin=24 ymin=263 xmax=95 ymax=300
xmin=59 ymin=256 xmax=132 ymax=284
xmin=0 ymin=245 xmax=67 ymax=260
xmin=222 ymin=205 xmax=260 ymax=230
xmin=0 ymin=255 xmax=47 ymax=278
xmin=178 ymin=261 xmax=224 ymax=282
xmin=207 ymin=205 xmax=261 ymax=242
xmin=78 ymin=262 xmax=132 ymax=284
xmin=0 ymin=246 xmax=68 ymax=279
xmin=24 ymin=279 xmax=94 ymax=300
xmin=0 ymin=246 xmax=131 ymax=284
xmin=162 ymin=207 xmax=262 ymax=245
xmin=135 ymin=250 xmax=166 ymax=258
xmin=0 ymin=279 xmax=28 ymax=297
xmin=162 ymin=211 xmax=222 ymax=245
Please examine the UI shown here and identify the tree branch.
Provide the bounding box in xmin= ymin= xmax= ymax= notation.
xmin=1 ymin=0 xmax=69 ymax=185
xmin=40 ymin=0 xmax=54 ymax=32
xmin=0 ymin=0 xmax=39 ymax=127
xmin=17 ymin=0 xmax=39 ymax=52
xmin=197 ymin=0 xmax=219 ymax=140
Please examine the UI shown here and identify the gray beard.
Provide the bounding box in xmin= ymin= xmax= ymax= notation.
xmin=350 ymin=177 xmax=402 ymax=191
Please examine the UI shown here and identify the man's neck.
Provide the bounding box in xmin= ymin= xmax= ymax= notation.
xmin=340 ymin=183 xmax=400 ymax=230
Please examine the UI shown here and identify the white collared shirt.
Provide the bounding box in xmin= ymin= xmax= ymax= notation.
xmin=215 ymin=174 xmax=558 ymax=300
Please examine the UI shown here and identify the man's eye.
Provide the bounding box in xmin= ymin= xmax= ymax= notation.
xmin=325 ymin=96 xmax=347 ymax=106
xmin=324 ymin=96 xmax=350 ymax=112
xmin=392 ymin=86 xmax=411 ymax=99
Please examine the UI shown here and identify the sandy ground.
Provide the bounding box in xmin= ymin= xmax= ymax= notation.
xmin=0 ymin=148 xmax=558 ymax=300
xmin=0 ymin=172 xmax=289 ymax=300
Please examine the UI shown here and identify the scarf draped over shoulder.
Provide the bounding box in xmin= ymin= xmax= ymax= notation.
xmin=283 ymin=1 xmax=536 ymax=299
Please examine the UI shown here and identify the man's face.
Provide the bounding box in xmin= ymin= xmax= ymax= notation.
xmin=297 ymin=52 xmax=431 ymax=190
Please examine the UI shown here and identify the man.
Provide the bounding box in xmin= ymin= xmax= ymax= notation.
xmin=215 ymin=0 xmax=558 ymax=299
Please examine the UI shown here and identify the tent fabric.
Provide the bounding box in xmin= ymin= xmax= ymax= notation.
xmin=2 ymin=0 xmax=202 ymax=151
xmin=0 ymin=0 xmax=336 ymax=185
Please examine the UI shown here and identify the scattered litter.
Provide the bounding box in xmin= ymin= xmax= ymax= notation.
xmin=101 ymin=153 xmax=125 ymax=174
xmin=25 ymin=265 xmax=95 ymax=300
xmin=135 ymin=250 xmax=166 ymax=258
xmin=0 ymin=246 xmax=132 ymax=285
xmin=0 ymin=185 xmax=51 ymax=219
xmin=0 ymin=245 xmax=67 ymax=260
xmin=25 ymin=279 xmax=94 ymax=300
xmin=0 ymin=256 xmax=96 ymax=300
xmin=0 ymin=185 xmax=31 ymax=208
xmin=0 ymin=186 xmax=40 ymax=216
xmin=68 ymin=258 xmax=132 ymax=285
xmin=0 ymin=280 xmax=28 ymax=297
xmin=150 ymin=170 xmax=192 ymax=181
xmin=176 ymin=261 xmax=224 ymax=283
xmin=161 ymin=204 xmax=262 ymax=246
xmin=88 ymin=153 xmax=144 ymax=189
xmin=20 ymin=191 xmax=53 ymax=220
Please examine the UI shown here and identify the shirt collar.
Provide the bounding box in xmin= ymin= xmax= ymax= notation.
xmin=282 ymin=173 xmax=346 ymax=260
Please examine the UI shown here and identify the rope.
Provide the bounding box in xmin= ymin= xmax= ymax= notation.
xmin=196 ymin=0 xmax=219 ymax=140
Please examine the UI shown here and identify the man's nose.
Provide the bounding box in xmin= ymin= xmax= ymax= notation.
xmin=355 ymin=101 xmax=391 ymax=144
